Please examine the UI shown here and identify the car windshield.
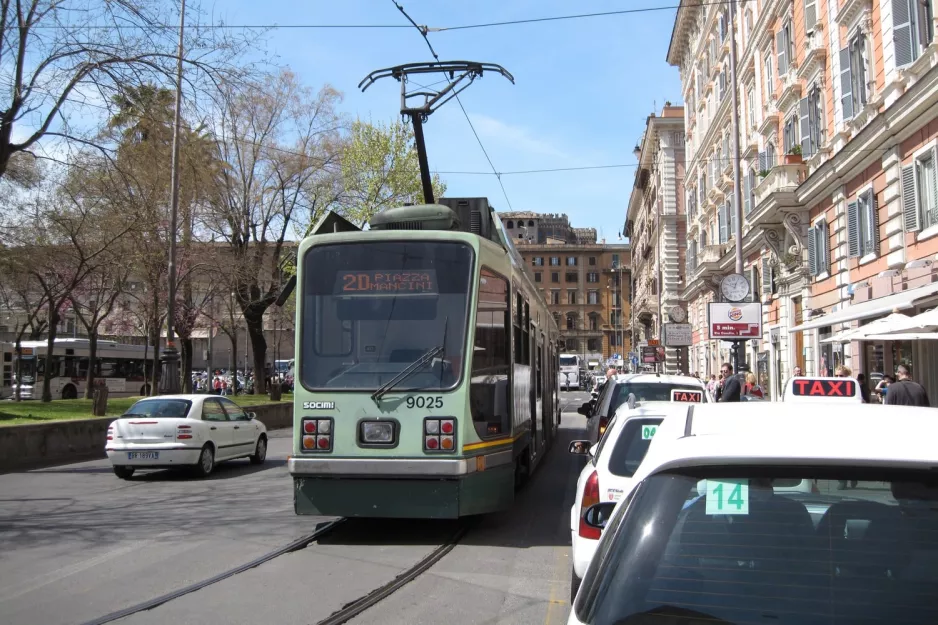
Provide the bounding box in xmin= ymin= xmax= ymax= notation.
xmin=301 ymin=241 xmax=473 ymax=391
xmin=560 ymin=356 xmax=578 ymax=368
xmin=610 ymin=383 xmax=706 ymax=411
xmin=576 ymin=467 xmax=938 ymax=625
xmin=121 ymin=399 xmax=191 ymax=418
xmin=606 ymin=417 xmax=664 ymax=478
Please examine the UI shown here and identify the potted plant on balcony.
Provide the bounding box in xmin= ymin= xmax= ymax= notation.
xmin=784 ymin=144 xmax=803 ymax=165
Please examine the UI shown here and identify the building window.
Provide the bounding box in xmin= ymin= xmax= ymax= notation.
xmin=776 ymin=20 xmax=793 ymax=76
xmin=566 ymin=272 xmax=578 ymax=283
xmin=783 ymin=113 xmax=799 ymax=155
xmin=528 ymin=220 xmax=534 ymax=227
xmin=533 ymin=256 xmax=544 ymax=266
xmin=534 ymin=272 xmax=542 ymax=283
xmin=566 ymin=313 xmax=576 ymax=331
xmin=587 ymin=290 xmax=599 ymax=305
xmin=586 ymin=272 xmax=599 ymax=283
xmin=901 ymin=146 xmax=938 ymax=232
xmin=719 ymin=11 xmax=727 ymax=41
xmin=588 ymin=256 xmax=596 ymax=266
xmin=566 ymin=256 xmax=577 ymax=266
xmin=551 ymin=272 xmax=559 ymax=283
xmin=804 ymin=0 xmax=818 ymax=32
xmin=759 ymin=143 xmax=777 ymax=173
xmin=764 ymin=51 xmax=774 ymax=99
xmin=747 ymin=84 xmax=756 ymax=130
xmin=840 ymin=30 xmax=869 ymax=120
xmin=894 ymin=0 xmax=935 ymax=68
xmin=551 ymin=290 xmax=560 ymax=305
xmin=550 ymin=256 xmax=561 ymax=266
xmin=800 ymin=86 xmax=824 ymax=157
xmin=566 ymin=338 xmax=578 ymax=352
xmin=745 ymin=9 xmax=753 ymax=40
xmin=567 ymin=289 xmax=577 ymax=305
xmin=611 ymin=254 xmax=620 ymax=268
xmin=506 ymin=220 xmax=514 ymax=229
xmin=807 ymin=219 xmax=830 ymax=277
xmin=587 ymin=338 xmax=600 ymax=351
xmin=847 ymin=189 xmax=879 ymax=258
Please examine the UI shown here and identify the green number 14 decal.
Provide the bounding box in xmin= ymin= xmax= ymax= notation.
xmin=705 ymin=479 xmax=749 ymax=515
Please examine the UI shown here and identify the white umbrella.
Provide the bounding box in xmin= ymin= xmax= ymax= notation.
xmin=844 ymin=311 xmax=914 ymax=340
xmin=870 ymin=307 xmax=938 ymax=335
xmin=854 ymin=331 xmax=938 ymax=341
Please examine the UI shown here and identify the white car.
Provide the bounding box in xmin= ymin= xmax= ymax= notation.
xmin=579 ymin=373 xmax=711 ymax=444
xmin=568 ymin=402 xmax=694 ymax=600
xmin=782 ymin=375 xmax=864 ymax=402
xmin=106 ymin=395 xmax=268 ymax=479
xmin=567 ymin=401 xmax=938 ymax=625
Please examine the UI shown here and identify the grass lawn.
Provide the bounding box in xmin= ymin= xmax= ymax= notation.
xmin=0 ymin=393 xmax=294 ymax=426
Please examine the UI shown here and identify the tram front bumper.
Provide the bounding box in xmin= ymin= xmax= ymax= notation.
xmin=288 ymin=454 xmax=514 ymax=518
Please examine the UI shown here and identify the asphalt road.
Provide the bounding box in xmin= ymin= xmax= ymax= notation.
xmin=0 ymin=392 xmax=592 ymax=625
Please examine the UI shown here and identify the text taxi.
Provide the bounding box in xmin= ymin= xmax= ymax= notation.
xmin=782 ymin=376 xmax=863 ymax=402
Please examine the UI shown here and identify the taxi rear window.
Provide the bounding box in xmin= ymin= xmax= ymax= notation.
xmin=121 ymin=399 xmax=192 ymax=418
xmin=606 ymin=417 xmax=663 ymax=478
xmin=575 ymin=468 xmax=938 ymax=625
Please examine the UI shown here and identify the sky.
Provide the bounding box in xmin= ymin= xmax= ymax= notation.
xmin=66 ymin=0 xmax=684 ymax=242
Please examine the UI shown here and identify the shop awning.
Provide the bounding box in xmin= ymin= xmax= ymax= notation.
xmin=789 ymin=281 xmax=938 ymax=333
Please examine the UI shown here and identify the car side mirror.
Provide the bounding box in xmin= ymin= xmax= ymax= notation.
xmin=247 ymin=412 xmax=256 ymax=420
xmin=577 ymin=402 xmax=592 ymax=416
xmin=568 ymin=440 xmax=592 ymax=455
xmin=583 ymin=502 xmax=617 ymax=531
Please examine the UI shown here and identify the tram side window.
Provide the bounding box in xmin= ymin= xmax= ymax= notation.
xmin=470 ymin=268 xmax=511 ymax=439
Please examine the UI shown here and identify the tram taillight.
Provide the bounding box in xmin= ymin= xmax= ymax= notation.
xmin=424 ymin=418 xmax=456 ymax=452
xmin=301 ymin=418 xmax=332 ymax=452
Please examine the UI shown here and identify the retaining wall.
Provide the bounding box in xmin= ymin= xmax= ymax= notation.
xmin=0 ymin=401 xmax=293 ymax=473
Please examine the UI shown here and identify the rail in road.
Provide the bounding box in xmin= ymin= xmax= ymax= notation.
xmin=0 ymin=391 xmax=592 ymax=625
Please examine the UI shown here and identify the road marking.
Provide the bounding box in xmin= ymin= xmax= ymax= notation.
xmin=543 ymin=545 xmax=569 ymax=625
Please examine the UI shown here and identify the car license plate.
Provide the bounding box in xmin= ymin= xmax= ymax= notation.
xmin=128 ymin=452 xmax=159 ymax=460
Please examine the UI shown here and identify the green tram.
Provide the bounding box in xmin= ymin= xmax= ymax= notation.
xmin=287 ymin=197 xmax=562 ymax=518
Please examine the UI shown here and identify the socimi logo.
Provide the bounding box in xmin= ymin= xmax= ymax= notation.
xmin=728 ymin=308 xmax=744 ymax=321
xmin=303 ymin=401 xmax=335 ymax=410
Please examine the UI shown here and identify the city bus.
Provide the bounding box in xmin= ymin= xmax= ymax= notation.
xmin=286 ymin=198 xmax=562 ymax=518
xmin=559 ymin=353 xmax=580 ymax=391
xmin=11 ymin=338 xmax=151 ymax=400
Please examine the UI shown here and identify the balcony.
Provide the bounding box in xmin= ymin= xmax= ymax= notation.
xmin=707 ymin=184 xmax=726 ymax=204
xmin=798 ymin=27 xmax=829 ymax=82
xmin=690 ymin=244 xmax=728 ymax=282
xmin=742 ymin=129 xmax=759 ymax=161
xmin=748 ymin=162 xmax=808 ymax=227
xmin=776 ymin=70 xmax=803 ymax=115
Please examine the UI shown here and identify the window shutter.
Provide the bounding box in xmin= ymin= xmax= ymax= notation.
xmin=777 ymin=29 xmax=788 ymax=75
xmin=930 ymin=148 xmax=938 ymax=225
xmin=743 ymin=169 xmax=751 ymax=215
xmin=799 ymin=97 xmax=813 ymax=157
xmin=893 ymin=0 xmax=915 ymax=67
xmin=819 ymin=220 xmax=830 ymax=275
xmin=808 ymin=224 xmax=818 ymax=275
xmin=805 ymin=0 xmax=818 ymax=32
xmin=749 ymin=265 xmax=759 ymax=302
xmin=758 ymin=150 xmax=766 ymax=172
xmin=840 ymin=47 xmax=854 ymax=120
xmin=761 ymin=256 xmax=773 ymax=296
xmin=719 ymin=204 xmax=727 ymax=243
xmin=866 ymin=191 xmax=880 ymax=256
xmin=901 ymin=163 xmax=921 ymax=232
xmin=728 ymin=200 xmax=736 ymax=239
xmin=847 ymin=200 xmax=861 ymax=257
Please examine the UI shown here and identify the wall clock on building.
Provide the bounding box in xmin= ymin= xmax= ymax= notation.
xmin=720 ymin=273 xmax=750 ymax=303
xmin=668 ymin=306 xmax=687 ymax=323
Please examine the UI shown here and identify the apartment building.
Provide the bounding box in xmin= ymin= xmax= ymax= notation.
xmin=626 ymin=106 xmax=689 ymax=375
xmin=670 ymin=0 xmax=938 ymax=399
xmin=504 ymin=216 xmax=631 ymax=366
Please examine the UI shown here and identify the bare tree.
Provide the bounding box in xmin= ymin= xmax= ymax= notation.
xmin=204 ymin=70 xmax=343 ymax=393
xmin=0 ymin=251 xmax=49 ymax=400
xmin=0 ymin=0 xmax=258 ymax=180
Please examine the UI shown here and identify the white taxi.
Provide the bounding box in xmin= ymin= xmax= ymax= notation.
xmin=106 ymin=395 xmax=268 ymax=479
xmin=581 ymin=373 xmax=711 ymax=444
xmin=568 ymin=389 xmax=704 ymax=600
xmin=568 ymin=401 xmax=938 ymax=625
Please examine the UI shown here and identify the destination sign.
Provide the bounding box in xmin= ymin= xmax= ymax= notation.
xmin=671 ymin=389 xmax=703 ymax=403
xmin=790 ymin=378 xmax=857 ymax=398
xmin=335 ymin=270 xmax=438 ymax=294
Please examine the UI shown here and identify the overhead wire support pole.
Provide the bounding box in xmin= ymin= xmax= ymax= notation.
xmin=359 ymin=61 xmax=514 ymax=205
xmin=728 ymin=0 xmax=747 ymax=372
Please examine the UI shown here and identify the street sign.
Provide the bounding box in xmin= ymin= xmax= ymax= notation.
xmin=641 ymin=346 xmax=665 ymax=364
xmin=647 ymin=339 xmax=660 ymax=346
xmin=707 ymin=302 xmax=762 ymax=339
xmin=663 ymin=323 xmax=692 ymax=346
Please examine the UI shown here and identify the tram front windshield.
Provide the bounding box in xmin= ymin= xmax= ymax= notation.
xmin=301 ymin=241 xmax=472 ymax=391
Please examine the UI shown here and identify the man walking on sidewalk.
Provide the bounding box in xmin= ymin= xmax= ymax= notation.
xmin=884 ymin=364 xmax=930 ymax=407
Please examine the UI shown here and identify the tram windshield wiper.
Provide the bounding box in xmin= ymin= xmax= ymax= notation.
xmin=371 ymin=345 xmax=444 ymax=404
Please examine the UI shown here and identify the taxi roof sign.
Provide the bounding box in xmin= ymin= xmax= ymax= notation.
xmin=783 ymin=377 xmax=863 ymax=402
xmin=671 ymin=389 xmax=703 ymax=403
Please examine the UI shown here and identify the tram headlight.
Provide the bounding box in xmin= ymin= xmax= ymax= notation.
xmin=361 ymin=421 xmax=395 ymax=444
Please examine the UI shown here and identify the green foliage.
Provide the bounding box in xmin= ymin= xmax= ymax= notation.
xmin=338 ymin=119 xmax=446 ymax=226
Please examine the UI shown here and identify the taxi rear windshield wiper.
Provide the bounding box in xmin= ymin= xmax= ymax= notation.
xmin=371 ymin=345 xmax=444 ymax=404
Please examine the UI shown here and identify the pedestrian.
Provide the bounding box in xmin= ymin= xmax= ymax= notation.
xmin=606 ymin=367 xmax=616 ymax=380
xmin=834 ymin=364 xmax=852 ymax=377
xmin=884 ymin=364 xmax=930 ymax=407
xmin=874 ymin=375 xmax=893 ymax=403
xmin=792 ymin=366 xmax=803 ymax=378
xmin=707 ymin=374 xmax=718 ymax=396
xmin=718 ymin=363 xmax=741 ymax=402
xmin=856 ymin=373 xmax=871 ymax=403
xmin=744 ymin=371 xmax=764 ymax=398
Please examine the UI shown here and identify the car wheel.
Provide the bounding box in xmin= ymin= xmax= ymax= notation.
xmin=570 ymin=568 xmax=582 ymax=602
xmin=249 ymin=435 xmax=267 ymax=465
xmin=194 ymin=445 xmax=215 ymax=478
xmin=113 ymin=466 xmax=135 ymax=480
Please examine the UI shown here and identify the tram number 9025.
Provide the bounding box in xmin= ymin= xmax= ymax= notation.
xmin=406 ymin=396 xmax=444 ymax=409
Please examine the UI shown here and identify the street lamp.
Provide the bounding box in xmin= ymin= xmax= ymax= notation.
xmin=158 ymin=0 xmax=186 ymax=395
